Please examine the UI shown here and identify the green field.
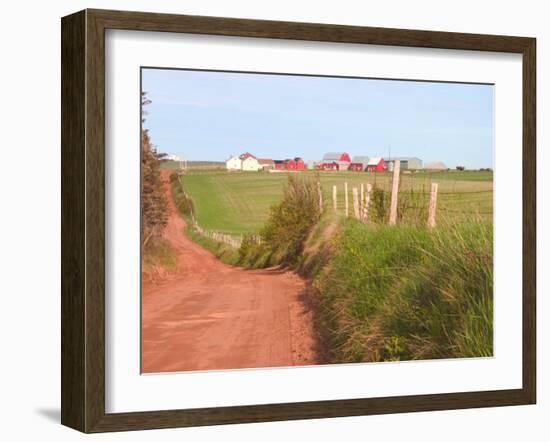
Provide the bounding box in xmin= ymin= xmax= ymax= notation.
xmin=181 ymin=170 xmax=493 ymax=235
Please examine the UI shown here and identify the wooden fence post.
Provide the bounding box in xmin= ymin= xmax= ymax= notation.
xmin=317 ymin=180 xmax=323 ymax=213
xmin=352 ymin=188 xmax=360 ymax=219
xmin=362 ymin=183 xmax=372 ymax=222
xmin=332 ymin=185 xmax=337 ymax=212
xmin=428 ymin=182 xmax=439 ymax=228
xmin=389 ymin=160 xmax=400 ymax=225
xmin=344 ymin=182 xmax=349 ymax=217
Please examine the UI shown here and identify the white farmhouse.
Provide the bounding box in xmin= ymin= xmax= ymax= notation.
xmin=225 ymin=155 xmax=242 ymax=170
xmin=241 ymin=156 xmax=262 ymax=171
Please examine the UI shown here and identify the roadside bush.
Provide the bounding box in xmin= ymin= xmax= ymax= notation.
xmin=239 ymin=174 xmax=322 ymax=267
xmin=171 ymin=176 xmax=194 ymax=216
xmin=169 ymin=171 xmax=180 ymax=183
xmin=176 ymin=195 xmax=194 ymax=216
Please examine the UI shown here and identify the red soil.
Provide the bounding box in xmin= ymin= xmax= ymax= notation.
xmin=141 ymin=171 xmax=319 ymax=373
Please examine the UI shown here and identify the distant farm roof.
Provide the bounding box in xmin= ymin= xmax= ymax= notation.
xmin=239 ymin=152 xmax=257 ymax=160
xmin=258 ymin=158 xmax=274 ymax=165
xmin=351 ymin=155 xmax=370 ymax=163
xmin=424 ymin=161 xmax=448 ymax=170
xmin=383 ymin=157 xmax=421 ymax=161
xmin=367 ymin=157 xmax=383 ymax=165
xmin=322 ymin=152 xmax=348 ymax=161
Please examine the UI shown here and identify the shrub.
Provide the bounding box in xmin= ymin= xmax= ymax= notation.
xmin=169 ymin=171 xmax=180 ymax=183
xmin=240 ymin=174 xmax=322 ymax=267
xmin=171 ymin=176 xmax=194 ymax=216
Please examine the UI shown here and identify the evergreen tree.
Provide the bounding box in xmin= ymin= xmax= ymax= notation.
xmin=141 ymin=92 xmax=168 ymax=247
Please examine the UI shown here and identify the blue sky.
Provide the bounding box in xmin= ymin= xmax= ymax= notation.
xmin=142 ymin=68 xmax=494 ymax=169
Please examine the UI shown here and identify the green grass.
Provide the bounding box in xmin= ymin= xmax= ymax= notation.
xmin=181 ymin=170 xmax=493 ymax=234
xmin=181 ymin=172 xmax=287 ymax=233
xmin=308 ymin=217 xmax=493 ymax=363
xmin=414 ymin=170 xmax=493 ymax=181
xmin=185 ymin=226 xmax=241 ymax=266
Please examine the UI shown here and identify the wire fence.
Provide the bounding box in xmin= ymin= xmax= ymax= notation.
xmin=190 ymin=215 xmax=261 ymax=249
xmin=326 ymin=177 xmax=493 ymax=226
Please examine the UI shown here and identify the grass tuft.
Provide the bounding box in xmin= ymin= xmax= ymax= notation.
xmin=142 ymin=237 xmax=177 ymax=274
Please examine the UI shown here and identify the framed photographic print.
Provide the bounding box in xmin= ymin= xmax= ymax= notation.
xmin=61 ymin=9 xmax=536 ymax=433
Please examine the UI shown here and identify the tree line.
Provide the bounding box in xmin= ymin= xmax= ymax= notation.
xmin=141 ymin=92 xmax=168 ymax=248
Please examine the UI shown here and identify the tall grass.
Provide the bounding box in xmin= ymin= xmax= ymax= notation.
xmin=142 ymin=236 xmax=177 ymax=275
xmin=312 ymin=218 xmax=493 ymax=363
xmin=369 ymin=184 xmax=438 ymax=225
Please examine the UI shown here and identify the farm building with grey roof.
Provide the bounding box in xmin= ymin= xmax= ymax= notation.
xmin=318 ymin=152 xmax=352 ymax=171
xmin=322 ymin=152 xmax=351 ymax=162
xmin=349 ymin=155 xmax=370 ymax=171
xmin=384 ymin=157 xmax=423 ymax=171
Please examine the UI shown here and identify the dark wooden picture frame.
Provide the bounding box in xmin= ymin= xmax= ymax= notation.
xmin=61 ymin=9 xmax=536 ymax=433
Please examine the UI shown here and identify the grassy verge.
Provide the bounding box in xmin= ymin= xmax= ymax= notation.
xmin=308 ymin=217 xmax=493 ymax=363
xmin=185 ymin=227 xmax=241 ymax=266
xmin=142 ymin=237 xmax=178 ymax=275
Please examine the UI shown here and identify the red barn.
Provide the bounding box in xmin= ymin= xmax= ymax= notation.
xmin=366 ymin=157 xmax=387 ymax=172
xmin=318 ymin=152 xmax=351 ymax=171
xmin=318 ymin=161 xmax=338 ymax=171
xmin=285 ymin=159 xmax=296 ymax=170
xmin=271 ymin=157 xmax=306 ymax=170
xmin=348 ymin=156 xmax=370 ymax=172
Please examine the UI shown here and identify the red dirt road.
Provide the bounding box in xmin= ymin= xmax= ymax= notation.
xmin=141 ymin=172 xmax=318 ymax=373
